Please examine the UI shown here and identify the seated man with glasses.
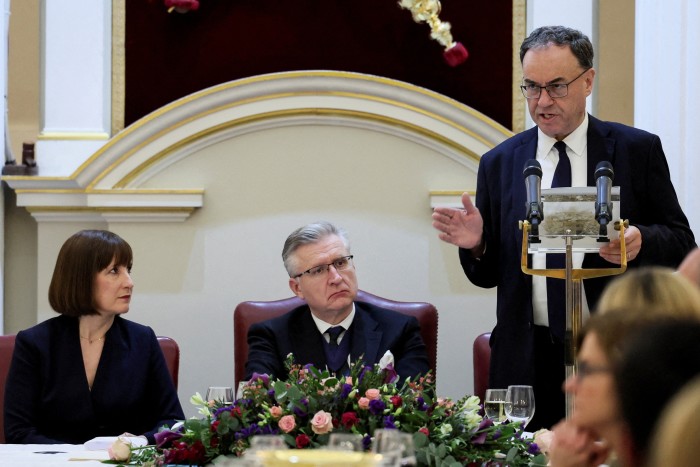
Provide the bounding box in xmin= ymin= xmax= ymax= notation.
xmin=243 ymin=221 xmax=430 ymax=381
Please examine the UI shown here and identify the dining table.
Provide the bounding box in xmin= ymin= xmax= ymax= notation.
xmin=0 ymin=443 xmax=110 ymax=465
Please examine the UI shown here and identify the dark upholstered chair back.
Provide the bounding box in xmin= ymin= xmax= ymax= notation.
xmin=473 ymin=332 xmax=492 ymax=402
xmin=0 ymin=334 xmax=17 ymax=444
xmin=157 ymin=336 xmax=181 ymax=390
xmin=233 ymin=290 xmax=438 ymax=388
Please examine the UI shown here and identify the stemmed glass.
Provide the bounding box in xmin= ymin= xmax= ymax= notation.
xmin=505 ymin=385 xmax=536 ymax=428
xmin=372 ymin=429 xmax=416 ymax=466
xmin=484 ymin=388 xmax=508 ymax=423
xmin=206 ymin=386 xmax=234 ymax=405
xmin=328 ymin=433 xmax=363 ymax=451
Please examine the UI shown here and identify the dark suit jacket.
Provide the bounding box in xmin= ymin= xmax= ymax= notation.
xmin=4 ymin=315 xmax=184 ymax=444
xmin=459 ymin=115 xmax=696 ymax=389
xmin=244 ymin=301 xmax=430 ymax=381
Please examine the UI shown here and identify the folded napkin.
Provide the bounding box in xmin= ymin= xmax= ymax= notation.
xmin=84 ymin=435 xmax=148 ymax=451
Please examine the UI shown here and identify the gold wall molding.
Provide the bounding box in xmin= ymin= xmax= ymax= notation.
xmin=5 ymin=72 xmax=511 ymax=223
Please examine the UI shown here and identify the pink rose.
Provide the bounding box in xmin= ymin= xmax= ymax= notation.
xmin=345 ymin=376 xmax=353 ymax=385
xmin=358 ymin=397 xmax=370 ymax=410
xmin=269 ymin=406 xmax=283 ymax=418
xmin=310 ymin=410 xmax=334 ymax=434
xmin=365 ymin=388 xmax=381 ymax=400
xmin=278 ymin=415 xmax=296 ymax=433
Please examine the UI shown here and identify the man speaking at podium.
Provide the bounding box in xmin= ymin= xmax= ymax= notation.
xmin=432 ymin=25 xmax=695 ymax=430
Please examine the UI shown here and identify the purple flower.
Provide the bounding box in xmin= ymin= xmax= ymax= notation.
xmin=214 ymin=405 xmax=235 ymax=418
xmin=340 ymin=383 xmax=353 ymax=399
xmin=369 ymin=399 xmax=386 ymax=415
xmin=469 ymin=417 xmax=495 ymax=445
xmin=382 ymin=364 xmax=398 ymax=384
xmin=154 ymin=429 xmax=183 ymax=448
xmin=358 ymin=366 xmax=372 ymax=382
xmin=293 ymin=398 xmax=309 ymax=417
xmin=528 ymin=442 xmax=541 ymax=455
xmin=250 ymin=372 xmax=270 ymax=387
xmin=492 ymin=429 xmax=502 ymax=440
xmin=478 ymin=418 xmax=494 ymax=430
xmin=416 ymin=397 xmax=428 ymax=411
xmin=383 ymin=416 xmax=396 ymax=429
xmin=362 ymin=434 xmax=372 ymax=451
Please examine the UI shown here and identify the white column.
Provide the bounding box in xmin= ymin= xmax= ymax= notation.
xmin=524 ymin=0 xmax=597 ymax=128
xmin=635 ymin=0 xmax=700 ymax=235
xmin=0 ymin=0 xmax=8 ymax=333
xmin=36 ymin=0 xmax=111 ymax=176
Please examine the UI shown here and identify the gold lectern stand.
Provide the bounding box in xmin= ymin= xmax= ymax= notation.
xmin=519 ymin=219 xmax=628 ymax=418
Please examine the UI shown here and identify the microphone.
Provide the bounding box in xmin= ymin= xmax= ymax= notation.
xmin=523 ymin=159 xmax=543 ymax=242
xmin=595 ymin=161 xmax=614 ymax=241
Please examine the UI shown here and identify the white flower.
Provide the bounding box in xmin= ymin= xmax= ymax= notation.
xmin=439 ymin=423 xmax=453 ymax=436
xmin=378 ymin=350 xmax=395 ymax=370
xmin=461 ymin=395 xmax=481 ymax=413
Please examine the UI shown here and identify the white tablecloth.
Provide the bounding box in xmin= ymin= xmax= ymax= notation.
xmin=0 ymin=444 xmax=109 ymax=466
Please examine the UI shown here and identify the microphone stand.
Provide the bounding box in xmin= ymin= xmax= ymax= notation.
xmin=518 ymin=219 xmax=629 ymax=419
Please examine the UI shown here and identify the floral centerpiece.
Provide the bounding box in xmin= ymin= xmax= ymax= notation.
xmin=107 ymin=354 xmax=547 ymax=466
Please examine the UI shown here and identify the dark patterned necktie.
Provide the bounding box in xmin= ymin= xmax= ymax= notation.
xmin=327 ymin=326 xmax=344 ymax=346
xmin=546 ymin=141 xmax=571 ymax=341
xmin=325 ymin=326 xmax=347 ymax=372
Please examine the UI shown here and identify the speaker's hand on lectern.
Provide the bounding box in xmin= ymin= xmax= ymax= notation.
xmin=432 ymin=192 xmax=485 ymax=255
xmin=599 ymin=225 xmax=642 ymax=264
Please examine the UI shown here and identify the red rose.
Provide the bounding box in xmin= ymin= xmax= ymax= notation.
xmin=211 ymin=420 xmax=220 ymax=432
xmin=231 ymin=407 xmax=242 ymax=418
xmin=295 ymin=434 xmax=311 ymax=449
xmin=419 ymin=427 xmax=429 ymax=436
xmin=390 ymin=395 xmax=403 ymax=408
xmin=341 ymin=411 xmax=359 ymax=429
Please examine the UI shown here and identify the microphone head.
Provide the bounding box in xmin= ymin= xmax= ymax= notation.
xmin=595 ymin=161 xmax=614 ymax=180
xmin=523 ymin=159 xmax=542 ymax=178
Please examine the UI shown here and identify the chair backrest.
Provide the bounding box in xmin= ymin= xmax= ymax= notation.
xmin=473 ymin=332 xmax=492 ymax=402
xmin=0 ymin=334 xmax=17 ymax=444
xmin=157 ymin=336 xmax=180 ymax=390
xmin=233 ymin=289 xmax=438 ymax=388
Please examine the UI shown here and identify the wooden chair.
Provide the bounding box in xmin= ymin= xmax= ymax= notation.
xmin=233 ymin=290 xmax=438 ymax=388
xmin=0 ymin=334 xmax=17 ymax=444
xmin=0 ymin=334 xmax=178 ymax=444
xmin=157 ymin=336 xmax=181 ymax=390
xmin=473 ymin=332 xmax=492 ymax=402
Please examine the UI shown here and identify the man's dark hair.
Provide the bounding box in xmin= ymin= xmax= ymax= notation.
xmin=520 ymin=25 xmax=594 ymax=69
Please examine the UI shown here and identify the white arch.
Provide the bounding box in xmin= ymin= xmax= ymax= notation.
xmin=4 ymin=71 xmax=512 ymax=222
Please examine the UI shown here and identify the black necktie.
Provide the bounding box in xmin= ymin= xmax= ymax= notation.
xmin=325 ymin=326 xmax=347 ymax=372
xmin=546 ymin=141 xmax=571 ymax=341
xmin=327 ymin=326 xmax=344 ymax=346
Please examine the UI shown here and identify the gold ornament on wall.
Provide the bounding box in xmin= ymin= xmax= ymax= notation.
xmin=398 ymin=0 xmax=468 ymax=66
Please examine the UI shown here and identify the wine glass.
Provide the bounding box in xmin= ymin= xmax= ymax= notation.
xmin=206 ymin=386 xmax=234 ymax=404
xmin=505 ymin=385 xmax=536 ymax=428
xmin=484 ymin=388 xmax=508 ymax=423
xmin=249 ymin=434 xmax=287 ymax=451
xmin=327 ymin=433 xmax=363 ymax=451
xmin=372 ymin=429 xmax=416 ymax=466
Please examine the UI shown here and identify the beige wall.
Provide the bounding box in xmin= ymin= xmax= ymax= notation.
xmin=597 ymin=0 xmax=635 ymax=125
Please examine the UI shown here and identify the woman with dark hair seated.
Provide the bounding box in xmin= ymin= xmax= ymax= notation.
xmin=4 ymin=230 xmax=184 ymax=444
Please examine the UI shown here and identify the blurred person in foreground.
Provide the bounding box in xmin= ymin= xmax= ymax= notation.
xmin=244 ymin=221 xmax=429 ymax=381
xmin=4 ymin=230 xmax=184 ymax=444
xmin=648 ymin=376 xmax=700 ymax=467
xmin=432 ymin=25 xmax=695 ymax=429
xmin=547 ymin=268 xmax=700 ymax=467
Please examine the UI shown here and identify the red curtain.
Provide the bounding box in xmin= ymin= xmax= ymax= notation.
xmin=126 ymin=0 xmax=514 ymax=129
